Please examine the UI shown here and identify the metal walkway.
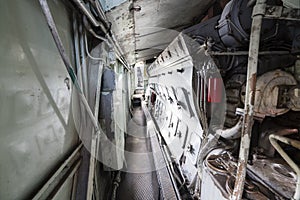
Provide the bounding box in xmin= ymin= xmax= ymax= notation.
xmin=116 ymin=107 xmax=160 ymax=200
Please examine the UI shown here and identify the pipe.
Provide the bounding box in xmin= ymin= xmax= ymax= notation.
xmin=84 ymin=31 xmax=106 ymax=61
xmin=231 ymin=0 xmax=266 ymax=199
xmin=94 ymin=0 xmax=107 ymax=22
xmin=79 ymin=22 xmax=89 ymax=100
xmin=87 ymin=0 xmax=110 ymax=27
xmin=111 ymin=34 xmax=126 ymax=62
xmin=73 ymin=13 xmax=81 ymax=74
xmin=87 ymin=58 xmax=104 ymax=200
xmin=73 ymin=14 xmax=86 ymax=138
xmin=33 ymin=144 xmax=83 ymax=199
xmin=269 ymin=134 xmax=300 ymax=200
xmin=71 ymin=0 xmax=100 ymax=27
xmin=216 ymin=118 xmax=242 ymax=139
xmin=81 ymin=0 xmax=131 ymax=71
xmin=83 ymin=18 xmax=129 ymax=70
xmin=83 ymin=16 xmax=110 ymax=46
xmin=38 ymin=0 xmax=100 ymax=135
xmin=93 ymin=62 xmax=103 ymax=156
xmin=72 ymin=0 xmax=131 ymax=72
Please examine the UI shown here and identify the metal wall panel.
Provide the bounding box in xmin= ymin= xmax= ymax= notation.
xmin=0 ymin=1 xmax=78 ymax=199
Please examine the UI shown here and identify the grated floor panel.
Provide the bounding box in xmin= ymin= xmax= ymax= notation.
xmin=116 ymin=107 xmax=159 ymax=200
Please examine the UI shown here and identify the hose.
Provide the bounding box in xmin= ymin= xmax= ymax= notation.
xmin=216 ymin=118 xmax=242 ymax=139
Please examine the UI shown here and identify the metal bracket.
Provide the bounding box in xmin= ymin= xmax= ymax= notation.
xmin=265 ymin=6 xmax=300 ymax=21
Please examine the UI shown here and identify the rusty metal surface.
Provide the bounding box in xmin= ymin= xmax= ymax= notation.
xmin=269 ymin=134 xmax=300 ymax=199
xmin=254 ymin=70 xmax=297 ymax=118
xmin=202 ymin=150 xmax=274 ymax=200
xmin=104 ymin=0 xmax=214 ymax=64
xmin=141 ymin=0 xmax=300 ymax=199
xmin=232 ymin=0 xmax=266 ymax=199
xmin=248 ymin=157 xmax=297 ymax=199
xmin=105 ymin=1 xmax=136 ymax=65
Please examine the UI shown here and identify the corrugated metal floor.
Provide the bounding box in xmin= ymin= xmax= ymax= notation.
xmin=116 ymin=107 xmax=160 ymax=200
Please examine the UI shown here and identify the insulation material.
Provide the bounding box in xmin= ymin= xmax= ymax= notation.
xmin=99 ymin=67 xmax=124 ymax=170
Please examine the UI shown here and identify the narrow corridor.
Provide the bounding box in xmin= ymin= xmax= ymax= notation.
xmin=116 ymin=107 xmax=160 ymax=200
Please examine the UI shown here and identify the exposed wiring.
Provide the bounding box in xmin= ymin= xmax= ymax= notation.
xmin=71 ymin=0 xmax=131 ymax=72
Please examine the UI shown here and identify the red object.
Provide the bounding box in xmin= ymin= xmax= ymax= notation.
xmin=151 ymin=92 xmax=156 ymax=105
xmin=208 ymin=77 xmax=223 ymax=103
